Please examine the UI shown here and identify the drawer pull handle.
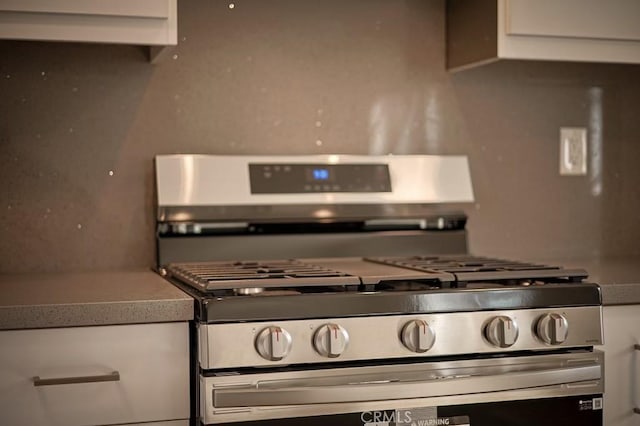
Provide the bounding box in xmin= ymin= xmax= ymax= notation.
xmin=635 ymin=345 xmax=640 ymax=414
xmin=33 ymin=371 xmax=120 ymax=387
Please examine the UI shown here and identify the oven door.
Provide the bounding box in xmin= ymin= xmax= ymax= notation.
xmin=201 ymin=350 xmax=603 ymax=425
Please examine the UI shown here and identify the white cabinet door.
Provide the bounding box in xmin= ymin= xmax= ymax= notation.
xmin=598 ymin=305 xmax=640 ymax=426
xmin=0 ymin=0 xmax=177 ymax=46
xmin=506 ymin=0 xmax=640 ymax=42
xmin=500 ymin=0 xmax=640 ymax=64
xmin=447 ymin=0 xmax=640 ymax=70
xmin=0 ymin=0 xmax=171 ymax=19
xmin=0 ymin=322 xmax=190 ymax=426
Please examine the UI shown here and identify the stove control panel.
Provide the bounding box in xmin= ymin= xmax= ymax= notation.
xmin=401 ymin=319 xmax=436 ymax=353
xmin=199 ymin=306 xmax=601 ymax=370
xmin=536 ymin=313 xmax=569 ymax=345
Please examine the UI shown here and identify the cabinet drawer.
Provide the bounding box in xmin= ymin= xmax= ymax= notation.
xmin=0 ymin=322 xmax=189 ymax=426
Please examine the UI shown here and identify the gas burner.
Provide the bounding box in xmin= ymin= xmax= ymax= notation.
xmin=234 ymin=287 xmax=265 ymax=295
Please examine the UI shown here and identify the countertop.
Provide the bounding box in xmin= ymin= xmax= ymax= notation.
xmin=0 ymin=271 xmax=193 ymax=330
xmin=534 ymin=256 xmax=640 ymax=306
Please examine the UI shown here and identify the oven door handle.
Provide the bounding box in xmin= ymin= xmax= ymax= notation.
xmin=214 ymin=364 xmax=601 ymax=407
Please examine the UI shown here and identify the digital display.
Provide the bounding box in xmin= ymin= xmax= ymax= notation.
xmin=249 ymin=163 xmax=391 ymax=193
xmin=313 ymin=169 xmax=329 ymax=180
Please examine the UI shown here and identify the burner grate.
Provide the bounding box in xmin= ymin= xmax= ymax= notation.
xmin=167 ymin=260 xmax=361 ymax=292
xmin=365 ymin=255 xmax=588 ymax=282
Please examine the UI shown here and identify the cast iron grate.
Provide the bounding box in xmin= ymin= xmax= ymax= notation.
xmin=167 ymin=259 xmax=361 ymax=291
xmin=365 ymin=255 xmax=588 ymax=283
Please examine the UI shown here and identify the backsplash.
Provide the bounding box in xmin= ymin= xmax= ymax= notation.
xmin=1 ymin=0 xmax=639 ymax=273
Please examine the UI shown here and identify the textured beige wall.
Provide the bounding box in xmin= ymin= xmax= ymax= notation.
xmin=1 ymin=0 xmax=639 ymax=273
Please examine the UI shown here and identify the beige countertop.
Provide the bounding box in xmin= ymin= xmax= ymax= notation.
xmin=0 ymin=271 xmax=193 ymax=330
xmin=534 ymin=256 xmax=640 ymax=306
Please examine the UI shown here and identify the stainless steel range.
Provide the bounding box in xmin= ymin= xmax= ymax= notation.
xmin=155 ymin=155 xmax=603 ymax=426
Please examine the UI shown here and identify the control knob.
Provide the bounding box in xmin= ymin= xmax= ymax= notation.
xmin=484 ymin=316 xmax=519 ymax=348
xmin=255 ymin=326 xmax=292 ymax=361
xmin=401 ymin=319 xmax=435 ymax=353
xmin=536 ymin=313 xmax=569 ymax=345
xmin=313 ymin=323 xmax=349 ymax=358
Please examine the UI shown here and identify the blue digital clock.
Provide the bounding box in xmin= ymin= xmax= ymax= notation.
xmin=312 ymin=169 xmax=330 ymax=180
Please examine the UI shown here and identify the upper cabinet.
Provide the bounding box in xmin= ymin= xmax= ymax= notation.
xmin=446 ymin=0 xmax=640 ymax=71
xmin=0 ymin=0 xmax=177 ymax=62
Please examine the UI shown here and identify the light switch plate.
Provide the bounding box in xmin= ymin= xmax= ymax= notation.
xmin=560 ymin=127 xmax=587 ymax=176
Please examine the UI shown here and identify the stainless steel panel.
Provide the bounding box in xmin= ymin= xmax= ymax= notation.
xmin=195 ymin=282 xmax=601 ymax=323
xmin=155 ymin=155 xmax=474 ymax=208
xmin=214 ymin=365 xmax=599 ymax=407
xmin=201 ymin=350 xmax=603 ymax=424
xmin=157 ymin=204 xmax=467 ymax=223
xmin=200 ymin=306 xmax=602 ymax=369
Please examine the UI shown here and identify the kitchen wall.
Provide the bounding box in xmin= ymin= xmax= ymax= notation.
xmin=1 ymin=0 xmax=639 ymax=273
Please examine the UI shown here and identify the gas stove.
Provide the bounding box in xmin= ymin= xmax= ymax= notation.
xmin=162 ymin=254 xmax=600 ymax=369
xmin=155 ymin=155 xmax=603 ymax=426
